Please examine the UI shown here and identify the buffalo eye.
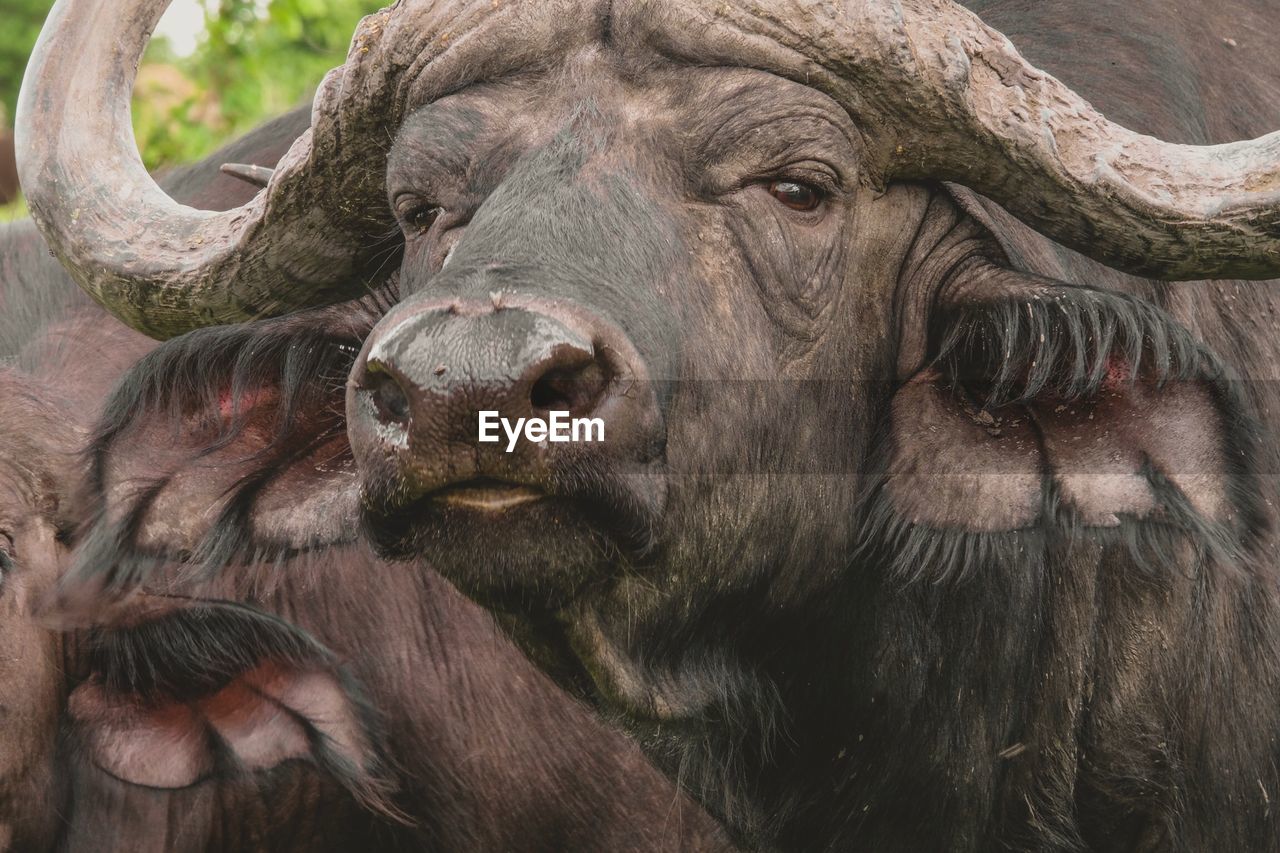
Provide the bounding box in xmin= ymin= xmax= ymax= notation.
xmin=402 ymin=204 xmax=443 ymax=233
xmin=768 ymin=180 xmax=823 ymax=212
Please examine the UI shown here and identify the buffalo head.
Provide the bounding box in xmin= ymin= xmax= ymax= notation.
xmin=20 ymin=0 xmax=1280 ymax=848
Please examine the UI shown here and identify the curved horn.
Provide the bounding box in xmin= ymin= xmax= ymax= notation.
xmin=18 ymin=0 xmax=609 ymax=338
xmin=16 ymin=0 xmax=402 ymax=339
xmin=642 ymin=0 xmax=1280 ymax=281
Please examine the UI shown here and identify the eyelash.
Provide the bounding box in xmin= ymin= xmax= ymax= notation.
xmin=770 ymin=165 xmax=838 ymax=193
xmin=403 ymin=205 xmax=443 ymax=233
xmin=768 ymin=180 xmax=825 ymax=212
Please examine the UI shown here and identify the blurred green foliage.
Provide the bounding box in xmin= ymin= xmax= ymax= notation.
xmin=136 ymin=0 xmax=386 ymax=169
xmin=0 ymin=195 xmax=26 ymax=224
xmin=0 ymin=0 xmax=47 ymax=220
xmin=0 ymin=0 xmax=383 ymax=174
xmin=0 ymin=0 xmax=50 ymax=128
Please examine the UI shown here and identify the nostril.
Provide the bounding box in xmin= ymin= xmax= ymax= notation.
xmin=368 ymin=370 xmax=411 ymax=423
xmin=530 ymin=359 xmax=608 ymax=416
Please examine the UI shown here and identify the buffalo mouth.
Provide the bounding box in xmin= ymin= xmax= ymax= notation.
xmin=429 ymin=478 xmax=545 ymax=512
xmin=359 ymin=465 xmax=665 ymax=604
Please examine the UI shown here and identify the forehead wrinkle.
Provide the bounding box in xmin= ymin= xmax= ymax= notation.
xmin=421 ymin=55 xmax=856 ymax=144
xmin=0 ymin=376 xmax=81 ymax=514
xmin=393 ymin=53 xmax=863 ymax=221
xmin=409 ymin=45 xmax=673 ymax=136
xmin=392 ymin=95 xmax=507 ymax=177
xmin=398 ymin=105 xmax=490 ymax=156
xmin=0 ymin=456 xmax=51 ymax=521
xmin=394 ymin=0 xmax=613 ymax=111
xmin=392 ymin=72 xmax=581 ymax=188
xmin=522 ymin=93 xmax=689 ymax=201
xmin=696 ymin=82 xmax=859 ymax=153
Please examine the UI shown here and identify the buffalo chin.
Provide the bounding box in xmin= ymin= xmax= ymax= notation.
xmin=361 ymin=495 xmax=621 ymax=607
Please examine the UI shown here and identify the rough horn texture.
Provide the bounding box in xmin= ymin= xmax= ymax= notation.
xmin=15 ymin=0 xmax=390 ymax=338
xmin=17 ymin=0 xmax=1280 ymax=340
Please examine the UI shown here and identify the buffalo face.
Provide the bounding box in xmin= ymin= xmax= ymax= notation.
xmin=345 ymin=61 xmax=899 ymax=688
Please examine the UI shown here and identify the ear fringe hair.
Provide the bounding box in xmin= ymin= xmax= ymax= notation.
xmin=934 ymin=284 xmax=1213 ymax=409
xmin=63 ymin=479 xmax=170 ymax=601
xmin=930 ymin=273 xmax=1268 ymax=561
xmin=91 ymin=288 xmax=393 ymax=468
xmin=855 ymin=459 xmax=1249 ymax=589
xmin=69 ymin=290 xmax=394 ymax=600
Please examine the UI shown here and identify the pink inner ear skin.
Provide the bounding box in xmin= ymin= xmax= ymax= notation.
xmin=216 ymin=385 xmax=279 ymax=425
xmin=1032 ymin=379 xmax=1231 ymax=526
xmin=1102 ymin=355 xmax=1133 ymax=392
xmin=69 ymin=662 xmax=365 ymax=789
xmin=199 ymin=671 xmax=311 ymax=772
xmin=886 ymin=371 xmax=1043 ymax=531
xmin=886 ymin=370 xmax=1234 ymax=533
xmin=247 ymin=666 xmax=372 ymax=775
xmin=69 ymin=683 xmax=214 ymax=788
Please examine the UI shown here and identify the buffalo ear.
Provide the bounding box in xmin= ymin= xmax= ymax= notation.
xmin=930 ymin=263 xmax=1209 ymax=407
xmin=866 ymin=261 xmax=1261 ymax=583
xmin=67 ymin=294 xmax=391 ymax=597
xmin=65 ymin=597 xmax=399 ymax=818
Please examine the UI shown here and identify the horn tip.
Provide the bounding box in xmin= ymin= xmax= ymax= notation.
xmin=220 ymin=162 xmax=274 ymax=189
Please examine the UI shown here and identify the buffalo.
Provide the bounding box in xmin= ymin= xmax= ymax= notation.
xmin=0 ymin=117 xmax=728 ymax=850
xmin=16 ymin=0 xmax=1280 ymax=849
xmin=0 ymin=296 xmax=411 ymax=851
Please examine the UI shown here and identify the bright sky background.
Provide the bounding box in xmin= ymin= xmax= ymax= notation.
xmin=154 ymin=0 xmax=207 ymax=57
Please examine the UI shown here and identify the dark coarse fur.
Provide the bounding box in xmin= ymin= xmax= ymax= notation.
xmin=710 ymin=261 xmax=1276 ymax=849
xmin=0 ymin=107 xmax=422 ymax=853
xmin=934 ymin=270 xmax=1211 ymax=407
xmin=734 ymin=2 xmax=1280 ymax=842
xmin=330 ymin=16 xmax=1280 ymax=850
xmin=87 ymin=599 xmax=341 ymax=701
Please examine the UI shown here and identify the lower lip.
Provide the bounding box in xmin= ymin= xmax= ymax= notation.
xmin=432 ymin=483 xmax=544 ymax=511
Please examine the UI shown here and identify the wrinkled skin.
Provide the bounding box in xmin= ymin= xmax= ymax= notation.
xmin=60 ymin=1 xmax=1280 ymax=851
